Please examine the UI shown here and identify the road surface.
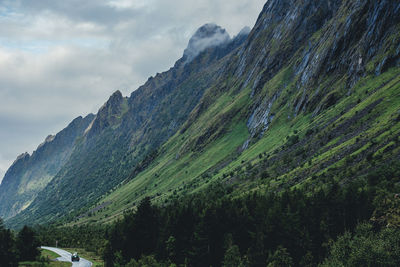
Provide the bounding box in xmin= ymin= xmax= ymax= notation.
xmin=41 ymin=246 xmax=92 ymax=267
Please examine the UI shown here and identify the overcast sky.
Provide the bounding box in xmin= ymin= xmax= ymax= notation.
xmin=0 ymin=0 xmax=266 ymax=182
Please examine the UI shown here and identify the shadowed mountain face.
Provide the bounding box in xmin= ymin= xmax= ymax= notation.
xmin=3 ymin=0 xmax=400 ymax=227
xmin=0 ymin=114 xmax=94 ymax=219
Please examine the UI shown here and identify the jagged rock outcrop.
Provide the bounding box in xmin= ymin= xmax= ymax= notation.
xmin=293 ymin=0 xmax=400 ymax=114
xmin=239 ymin=0 xmax=400 ymax=145
xmin=87 ymin=90 xmax=128 ymax=137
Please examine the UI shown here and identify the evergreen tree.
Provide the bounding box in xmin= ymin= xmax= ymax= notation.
xmin=0 ymin=218 xmax=17 ymax=266
xmin=266 ymin=246 xmax=293 ymax=267
xmin=17 ymin=225 xmax=40 ymax=261
xmin=222 ymin=245 xmax=244 ymax=267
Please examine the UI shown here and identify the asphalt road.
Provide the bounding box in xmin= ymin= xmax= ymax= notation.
xmin=41 ymin=246 xmax=92 ymax=267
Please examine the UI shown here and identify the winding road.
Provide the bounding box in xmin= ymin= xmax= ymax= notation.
xmin=41 ymin=246 xmax=92 ymax=267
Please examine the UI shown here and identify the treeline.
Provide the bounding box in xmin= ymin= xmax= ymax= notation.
xmin=17 ymin=162 xmax=400 ymax=266
xmin=102 ymin=162 xmax=400 ymax=266
xmin=35 ymin=224 xmax=107 ymax=255
xmin=0 ymin=219 xmax=107 ymax=266
xmin=0 ymin=220 xmax=40 ymax=266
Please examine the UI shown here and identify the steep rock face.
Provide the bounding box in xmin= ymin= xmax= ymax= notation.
xmin=233 ymin=0 xmax=343 ymax=143
xmin=293 ymin=0 xmax=400 ymax=114
xmin=87 ymin=90 xmax=128 ymax=137
xmin=0 ymin=114 xmax=94 ymax=219
xmin=239 ymin=0 xmax=400 ymax=144
xmin=6 ymin=24 xmax=249 ymax=227
xmin=236 ymin=0 xmax=342 ymax=83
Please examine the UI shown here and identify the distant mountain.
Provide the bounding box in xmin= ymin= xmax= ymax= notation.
xmin=3 ymin=0 xmax=400 ymax=228
xmin=0 ymin=114 xmax=94 ymax=219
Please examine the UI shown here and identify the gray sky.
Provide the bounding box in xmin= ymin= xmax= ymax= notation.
xmin=0 ymin=0 xmax=266 ymax=182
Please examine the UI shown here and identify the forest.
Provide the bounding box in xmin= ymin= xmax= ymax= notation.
xmin=14 ymin=161 xmax=396 ymax=266
xmin=0 ymin=221 xmax=41 ymax=266
xmin=101 ymin=164 xmax=400 ymax=266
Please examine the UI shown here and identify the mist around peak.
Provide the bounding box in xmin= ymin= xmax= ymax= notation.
xmin=183 ymin=23 xmax=231 ymax=63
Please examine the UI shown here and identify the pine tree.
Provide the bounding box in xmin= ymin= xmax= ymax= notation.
xmin=16 ymin=225 xmax=40 ymax=261
xmin=0 ymin=218 xmax=17 ymax=266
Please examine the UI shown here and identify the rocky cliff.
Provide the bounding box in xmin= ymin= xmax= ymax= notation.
xmin=238 ymin=0 xmax=400 ymax=145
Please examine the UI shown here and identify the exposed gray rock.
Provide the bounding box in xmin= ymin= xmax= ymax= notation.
xmin=243 ymin=93 xmax=279 ymax=150
xmin=87 ymin=90 xmax=127 ymax=137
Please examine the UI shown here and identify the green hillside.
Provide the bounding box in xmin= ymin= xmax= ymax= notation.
xmin=66 ymin=0 xmax=400 ymax=227
xmin=75 ymin=65 xmax=400 ymax=226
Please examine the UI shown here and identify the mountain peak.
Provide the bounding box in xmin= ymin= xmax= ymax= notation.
xmin=36 ymin=135 xmax=56 ymax=151
xmin=111 ymin=90 xmax=123 ymax=99
xmin=183 ymin=23 xmax=231 ymax=63
xmin=236 ymin=26 xmax=251 ymax=37
xmin=15 ymin=152 xmax=29 ymax=162
xmin=9 ymin=152 xmax=30 ymax=169
xmin=87 ymin=90 xmax=127 ymax=137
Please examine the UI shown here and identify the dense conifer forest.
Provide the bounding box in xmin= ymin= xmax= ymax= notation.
xmin=16 ymin=162 xmax=397 ymax=266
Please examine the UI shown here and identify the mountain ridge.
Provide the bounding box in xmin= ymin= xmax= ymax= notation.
xmin=73 ymin=0 xmax=400 ymax=226
xmin=2 ymin=23 xmax=250 ymax=227
xmin=2 ymin=0 xmax=400 ymax=228
xmin=0 ymin=114 xmax=94 ymax=219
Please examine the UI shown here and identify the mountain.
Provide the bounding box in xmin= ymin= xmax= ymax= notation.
xmin=0 ymin=114 xmax=94 ymax=219
xmin=2 ymin=0 xmax=400 ymax=228
xmin=2 ymin=24 xmax=249 ymax=227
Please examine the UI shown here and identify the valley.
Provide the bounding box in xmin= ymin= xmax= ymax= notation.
xmin=0 ymin=0 xmax=400 ymax=266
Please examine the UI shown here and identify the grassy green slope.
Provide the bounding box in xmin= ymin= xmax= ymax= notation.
xmin=73 ymin=61 xmax=400 ymax=225
xmin=74 ymin=82 xmax=252 ymax=224
xmin=71 ymin=0 xmax=400 ymax=226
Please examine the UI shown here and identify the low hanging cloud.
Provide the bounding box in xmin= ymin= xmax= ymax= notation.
xmin=183 ymin=23 xmax=231 ymax=63
xmin=0 ymin=0 xmax=266 ymax=182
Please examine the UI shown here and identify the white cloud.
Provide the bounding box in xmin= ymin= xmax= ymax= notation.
xmin=107 ymin=0 xmax=154 ymax=10
xmin=0 ymin=0 xmax=266 ymax=179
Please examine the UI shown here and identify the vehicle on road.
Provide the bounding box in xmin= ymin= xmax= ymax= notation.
xmin=71 ymin=252 xmax=80 ymax=262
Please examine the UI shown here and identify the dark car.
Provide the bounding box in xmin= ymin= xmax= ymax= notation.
xmin=71 ymin=252 xmax=80 ymax=262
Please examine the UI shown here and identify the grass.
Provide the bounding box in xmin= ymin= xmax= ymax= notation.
xmin=18 ymin=249 xmax=71 ymax=267
xmin=63 ymin=248 xmax=104 ymax=266
xmin=213 ymin=67 xmax=400 ymax=194
xmin=41 ymin=249 xmax=60 ymax=260
xmin=70 ymin=54 xmax=400 ymax=226
xmin=19 ymin=247 xmax=104 ymax=267
xmin=72 ymin=85 xmax=252 ymax=225
xmin=19 ymin=263 xmax=70 ymax=267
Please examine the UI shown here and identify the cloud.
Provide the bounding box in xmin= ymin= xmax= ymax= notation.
xmin=183 ymin=23 xmax=231 ymax=63
xmin=0 ymin=0 xmax=266 ymax=182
